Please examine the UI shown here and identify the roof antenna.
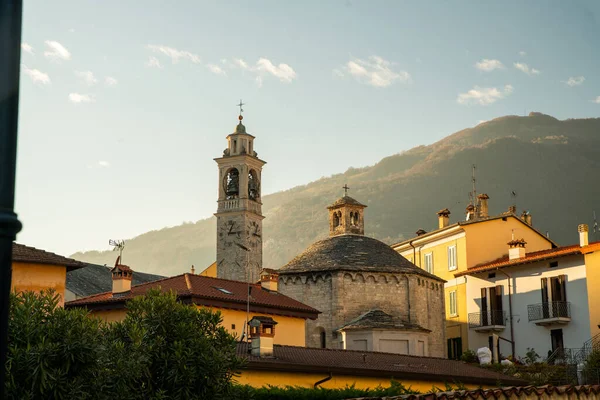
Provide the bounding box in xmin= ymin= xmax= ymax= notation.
xmin=109 ymin=239 xmax=125 ymax=263
xmin=471 ymin=164 xmax=477 ymax=206
xmin=594 ymin=211 xmax=599 ymax=240
xmin=511 ymin=191 xmax=517 ymax=212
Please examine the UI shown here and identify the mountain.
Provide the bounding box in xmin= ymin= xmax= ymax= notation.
xmin=71 ymin=113 xmax=600 ymax=276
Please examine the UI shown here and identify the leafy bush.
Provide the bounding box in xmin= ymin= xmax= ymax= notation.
xmin=460 ymin=349 xmax=479 ymax=364
xmin=582 ymin=350 xmax=600 ymax=384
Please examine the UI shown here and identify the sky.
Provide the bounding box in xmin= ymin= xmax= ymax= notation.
xmin=16 ymin=0 xmax=600 ymax=256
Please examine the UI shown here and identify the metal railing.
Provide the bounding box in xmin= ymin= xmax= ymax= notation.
xmin=468 ymin=310 xmax=506 ymax=329
xmin=527 ymin=301 xmax=571 ymax=322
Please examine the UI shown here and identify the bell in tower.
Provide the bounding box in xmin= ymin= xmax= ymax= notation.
xmin=214 ymin=101 xmax=266 ymax=283
xmin=327 ymin=185 xmax=367 ymax=237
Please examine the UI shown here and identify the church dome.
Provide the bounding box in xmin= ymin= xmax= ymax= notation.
xmin=279 ymin=234 xmax=442 ymax=280
xmin=235 ymin=122 xmax=246 ymax=134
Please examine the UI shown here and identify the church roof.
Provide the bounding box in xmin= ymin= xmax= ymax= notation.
xmin=336 ymin=309 xmax=430 ymax=332
xmin=279 ymin=234 xmax=444 ymax=281
xmin=327 ymin=196 xmax=366 ymax=209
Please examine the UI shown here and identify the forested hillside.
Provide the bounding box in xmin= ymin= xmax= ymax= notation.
xmin=72 ymin=113 xmax=600 ymax=275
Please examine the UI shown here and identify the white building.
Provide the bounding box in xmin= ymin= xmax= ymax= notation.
xmin=457 ymin=225 xmax=600 ymax=360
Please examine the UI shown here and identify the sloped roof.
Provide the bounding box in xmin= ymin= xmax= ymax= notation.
xmin=236 ymin=343 xmax=525 ymax=386
xmin=67 ymin=264 xmax=164 ymax=297
xmin=66 ymin=273 xmax=319 ymax=319
xmin=455 ymin=241 xmax=600 ymax=277
xmin=12 ymin=243 xmax=87 ymax=271
xmin=336 ymin=309 xmax=430 ymax=332
xmin=279 ymin=234 xmax=444 ymax=281
xmin=327 ymin=196 xmax=366 ymax=209
xmin=351 ymin=385 xmax=600 ymax=399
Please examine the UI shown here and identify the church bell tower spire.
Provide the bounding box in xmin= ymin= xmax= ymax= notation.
xmin=327 ymin=185 xmax=367 ymax=237
xmin=214 ymin=102 xmax=266 ymax=283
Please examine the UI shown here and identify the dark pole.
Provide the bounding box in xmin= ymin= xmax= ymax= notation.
xmin=0 ymin=0 xmax=24 ymax=392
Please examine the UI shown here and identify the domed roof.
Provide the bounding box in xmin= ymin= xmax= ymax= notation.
xmin=235 ymin=122 xmax=246 ymax=134
xmin=327 ymin=196 xmax=366 ymax=209
xmin=279 ymin=234 xmax=443 ymax=280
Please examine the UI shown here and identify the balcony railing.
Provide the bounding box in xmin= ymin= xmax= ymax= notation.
xmin=468 ymin=310 xmax=506 ymax=332
xmin=528 ymin=301 xmax=571 ymax=325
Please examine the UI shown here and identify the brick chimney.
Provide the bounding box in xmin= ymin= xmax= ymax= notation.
xmin=508 ymin=239 xmax=527 ymax=260
xmin=465 ymin=204 xmax=475 ymax=221
xmin=437 ymin=208 xmax=451 ymax=229
xmin=111 ymin=256 xmax=133 ymax=295
xmin=521 ymin=211 xmax=532 ymax=226
xmin=260 ymin=270 xmax=278 ymax=292
xmin=477 ymin=194 xmax=489 ymax=218
xmin=249 ymin=316 xmax=277 ymax=358
xmin=579 ymin=224 xmax=589 ymax=247
xmin=508 ymin=205 xmax=517 ymax=214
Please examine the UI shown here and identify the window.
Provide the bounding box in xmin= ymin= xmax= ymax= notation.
xmin=447 ymin=337 xmax=462 ymax=360
xmin=549 ymin=261 xmax=559 ymax=268
xmin=213 ymin=286 xmax=234 ymax=295
xmin=480 ymin=285 xmax=504 ymax=326
xmin=320 ymin=331 xmax=327 ymax=348
xmin=447 ymin=245 xmax=457 ymax=270
xmin=449 ymin=290 xmax=457 ymax=316
xmin=424 ymin=253 xmax=433 ymax=274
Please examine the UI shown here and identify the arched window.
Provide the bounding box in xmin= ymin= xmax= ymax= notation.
xmin=248 ymin=169 xmax=260 ymax=201
xmin=333 ymin=212 xmax=340 ymax=228
xmin=224 ymin=168 xmax=240 ymax=199
xmin=320 ymin=331 xmax=327 ymax=348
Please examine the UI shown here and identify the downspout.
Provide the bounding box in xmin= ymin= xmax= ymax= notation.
xmin=409 ymin=240 xmax=416 ymax=265
xmin=313 ymin=372 xmax=332 ymax=388
xmin=0 ymin=0 xmax=24 ymax=392
xmin=496 ymin=269 xmax=515 ymax=359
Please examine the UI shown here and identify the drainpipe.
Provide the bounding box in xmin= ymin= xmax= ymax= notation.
xmin=496 ymin=269 xmax=515 ymax=359
xmin=409 ymin=240 xmax=417 ymax=266
xmin=0 ymin=0 xmax=24 ymax=391
xmin=313 ymin=372 xmax=332 ymax=388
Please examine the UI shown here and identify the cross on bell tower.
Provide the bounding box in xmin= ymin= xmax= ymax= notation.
xmin=214 ymin=102 xmax=267 ymax=283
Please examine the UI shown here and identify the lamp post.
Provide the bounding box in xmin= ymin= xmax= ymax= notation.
xmin=0 ymin=0 xmax=24 ymax=391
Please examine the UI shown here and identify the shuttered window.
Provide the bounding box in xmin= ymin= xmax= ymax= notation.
xmin=424 ymin=253 xmax=433 ymax=273
xmin=447 ymin=245 xmax=457 ymax=271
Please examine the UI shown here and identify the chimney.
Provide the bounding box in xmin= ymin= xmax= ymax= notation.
xmin=437 ymin=208 xmax=451 ymax=229
xmin=521 ymin=211 xmax=532 ymax=226
xmin=465 ymin=204 xmax=475 ymax=221
xmin=111 ymin=256 xmax=133 ymax=295
xmin=260 ymin=270 xmax=279 ymax=292
xmin=190 ymin=265 xmax=196 ymax=274
xmin=508 ymin=239 xmax=527 ymax=260
xmin=508 ymin=205 xmax=517 ymax=214
xmin=477 ymin=194 xmax=489 ymax=218
xmin=249 ymin=316 xmax=277 ymax=358
xmin=579 ymin=224 xmax=589 ymax=247
xmin=416 ymin=229 xmax=427 ymax=236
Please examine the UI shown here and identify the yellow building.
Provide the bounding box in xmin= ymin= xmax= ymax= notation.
xmin=11 ymin=242 xmax=86 ymax=306
xmin=65 ymin=261 xmax=319 ymax=347
xmin=391 ymin=195 xmax=555 ymax=358
xmin=235 ymin=316 xmax=525 ymax=390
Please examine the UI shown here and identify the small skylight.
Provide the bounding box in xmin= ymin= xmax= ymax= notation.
xmin=213 ymin=286 xmax=234 ymax=295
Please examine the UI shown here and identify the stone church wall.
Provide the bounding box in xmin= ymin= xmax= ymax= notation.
xmin=411 ymin=275 xmax=446 ymax=358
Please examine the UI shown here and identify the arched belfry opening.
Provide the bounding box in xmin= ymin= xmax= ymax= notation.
xmin=224 ymin=168 xmax=240 ymax=199
xmin=327 ymin=185 xmax=367 ymax=236
xmin=248 ymin=169 xmax=260 ymax=201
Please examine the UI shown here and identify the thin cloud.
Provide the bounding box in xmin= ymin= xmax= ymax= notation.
xmin=68 ymin=93 xmax=95 ymax=104
xmin=146 ymin=44 xmax=201 ymax=64
xmin=564 ymin=76 xmax=585 ymax=87
xmin=44 ymin=40 xmax=71 ymax=61
xmin=336 ymin=55 xmax=410 ymax=88
xmin=514 ymin=63 xmax=540 ymax=75
xmin=226 ymin=57 xmax=297 ymax=86
xmin=22 ymin=65 xmax=51 ymax=85
xmin=145 ymin=56 xmax=163 ymax=69
xmin=457 ymin=84 xmax=513 ymax=106
xmin=519 ymin=51 xmax=527 ymax=57
xmin=592 ymin=96 xmax=600 ymax=104
xmin=21 ymin=42 xmax=34 ymax=56
xmin=97 ymin=161 xmax=110 ymax=168
xmin=475 ymin=59 xmax=504 ymax=72
xmin=105 ymin=76 xmax=118 ymax=86
xmin=75 ymin=70 xmax=98 ymax=86
xmin=206 ymin=64 xmax=227 ymax=76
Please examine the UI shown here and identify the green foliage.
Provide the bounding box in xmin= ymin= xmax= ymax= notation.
xmin=71 ymin=114 xmax=600 ymax=274
xmin=582 ymin=350 xmax=600 ymax=384
xmin=229 ymin=380 xmax=419 ymax=399
xmin=5 ymin=289 xmax=243 ymax=400
xmin=524 ymin=347 xmax=540 ymax=365
xmin=460 ymin=349 xmax=478 ymax=364
xmin=483 ymin=361 xmax=573 ymax=386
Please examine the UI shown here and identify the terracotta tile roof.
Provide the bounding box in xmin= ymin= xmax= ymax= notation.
xmin=336 ymin=309 xmax=429 ymax=332
xmin=455 ymin=241 xmax=600 ymax=277
xmin=12 ymin=243 xmax=87 ymax=271
xmin=348 ymin=384 xmax=600 ymax=399
xmin=236 ymin=343 xmax=526 ymax=386
xmin=67 ymin=264 xmax=164 ymax=298
xmin=65 ymin=273 xmax=320 ymax=319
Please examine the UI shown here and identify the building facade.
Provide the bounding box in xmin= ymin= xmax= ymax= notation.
xmin=392 ymin=195 xmax=555 ymax=359
xmin=277 ymin=195 xmax=446 ymax=358
xmin=214 ymin=114 xmax=265 ymax=283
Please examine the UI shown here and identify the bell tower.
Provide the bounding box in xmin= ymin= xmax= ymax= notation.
xmin=214 ymin=101 xmax=266 ymax=283
xmin=327 ymin=185 xmax=367 ymax=237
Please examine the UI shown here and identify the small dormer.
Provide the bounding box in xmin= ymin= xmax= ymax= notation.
xmin=248 ymin=316 xmax=277 ymax=358
xmin=327 ymin=189 xmax=367 ymax=237
xmin=111 ymin=256 xmax=133 ymax=295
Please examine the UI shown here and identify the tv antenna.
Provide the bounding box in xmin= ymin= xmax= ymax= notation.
xmin=109 ymin=239 xmax=125 ymax=261
xmin=511 ymin=191 xmax=517 ymax=211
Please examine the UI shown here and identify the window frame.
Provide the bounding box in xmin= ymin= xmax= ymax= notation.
xmin=449 ymin=290 xmax=458 ymax=317
xmin=447 ymin=245 xmax=457 ymax=271
xmin=424 ymin=252 xmax=434 ymax=274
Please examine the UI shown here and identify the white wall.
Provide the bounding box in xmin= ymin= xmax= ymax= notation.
xmin=466 ymin=254 xmax=591 ymax=359
xmin=341 ymin=329 xmax=430 ymax=356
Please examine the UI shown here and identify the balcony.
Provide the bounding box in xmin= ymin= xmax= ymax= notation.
xmin=468 ymin=310 xmax=506 ymax=332
xmin=217 ymin=198 xmax=262 ymax=215
xmin=527 ymin=301 xmax=571 ymax=326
